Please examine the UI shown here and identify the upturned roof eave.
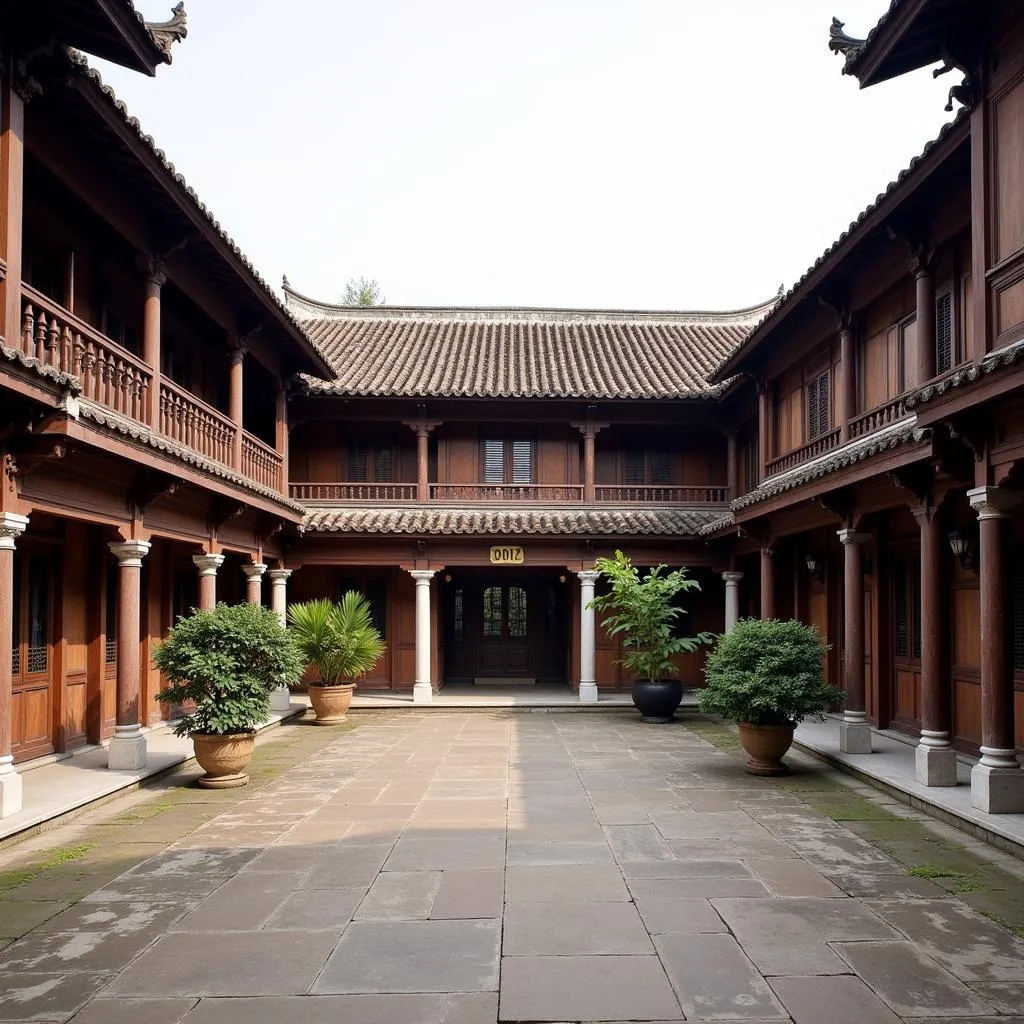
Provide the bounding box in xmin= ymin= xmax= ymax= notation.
xmin=709 ymin=111 xmax=969 ymax=384
xmin=843 ymin=0 xmax=934 ymax=86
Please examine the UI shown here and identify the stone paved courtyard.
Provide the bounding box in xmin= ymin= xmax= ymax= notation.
xmin=2 ymin=712 xmax=1024 ymax=1023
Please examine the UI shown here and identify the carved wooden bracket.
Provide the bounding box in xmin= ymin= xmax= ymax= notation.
xmin=209 ymin=499 xmax=246 ymax=532
xmin=131 ymin=471 xmax=182 ymax=517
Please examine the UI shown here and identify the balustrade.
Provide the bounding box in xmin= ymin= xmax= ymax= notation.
xmin=594 ymin=484 xmax=728 ymax=503
xmin=241 ymin=432 xmax=284 ymax=492
xmin=159 ymin=379 xmax=237 ymax=467
xmin=429 ymin=483 xmax=585 ymax=502
xmin=290 ymin=482 xmax=418 ymax=502
xmin=20 ymin=286 xmax=151 ymax=422
xmin=765 ymin=427 xmax=842 ymax=477
xmin=848 ymin=396 xmax=910 ymax=439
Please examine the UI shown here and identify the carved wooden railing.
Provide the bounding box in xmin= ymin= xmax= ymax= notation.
xmin=290 ymin=482 xmax=418 ymax=501
xmin=242 ymin=431 xmax=284 ymax=492
xmin=595 ymin=485 xmax=729 ymax=504
xmin=848 ymin=396 xmax=909 ymax=440
xmin=159 ymin=379 xmax=236 ymax=467
xmin=20 ymin=286 xmax=151 ymax=422
xmin=765 ymin=427 xmax=842 ymax=477
xmin=430 ymin=483 xmax=586 ymax=502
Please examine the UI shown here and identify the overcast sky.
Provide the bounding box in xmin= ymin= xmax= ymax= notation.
xmin=99 ymin=1 xmax=954 ymax=311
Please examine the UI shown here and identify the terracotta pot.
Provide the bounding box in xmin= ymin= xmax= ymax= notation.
xmin=191 ymin=731 xmax=255 ymax=789
xmin=308 ymin=682 xmax=356 ymax=724
xmin=631 ymin=679 xmax=683 ymax=723
xmin=737 ymin=721 xmax=796 ymax=776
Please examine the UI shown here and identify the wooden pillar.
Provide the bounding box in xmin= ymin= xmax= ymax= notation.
xmin=0 ymin=77 xmax=25 ymax=353
xmin=275 ymin=381 xmax=288 ymax=494
xmin=242 ymin=562 xmax=266 ymax=604
xmin=915 ymin=262 xmax=935 ymax=386
xmin=107 ymin=540 xmax=151 ymax=770
xmin=969 ymin=97 xmax=990 ymax=363
xmin=759 ymin=547 xmax=775 ymax=620
xmin=140 ymin=256 xmax=166 ymax=429
xmin=757 ymin=380 xmax=770 ymax=482
xmin=416 ymin=427 xmax=430 ymax=502
xmin=0 ymin=512 xmax=29 ymax=817
xmin=913 ymin=504 xmax=956 ymax=786
xmin=571 ymin=421 xmax=607 ymax=503
xmin=228 ymin=341 xmax=245 ymax=470
xmin=726 ymin=432 xmax=738 ymax=498
xmin=193 ymin=553 xmax=224 ymax=610
xmin=968 ymin=486 xmax=1023 ymax=812
xmin=839 ymin=321 xmax=856 ymax=442
xmin=838 ymin=528 xmax=872 ymax=753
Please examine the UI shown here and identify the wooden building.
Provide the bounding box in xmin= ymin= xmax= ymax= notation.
xmin=2 ymin=0 xmax=1024 ymax=822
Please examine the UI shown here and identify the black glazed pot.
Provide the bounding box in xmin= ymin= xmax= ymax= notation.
xmin=631 ymin=679 xmax=683 ymax=723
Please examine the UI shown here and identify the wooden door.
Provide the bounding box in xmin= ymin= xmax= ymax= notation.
xmin=479 ymin=584 xmax=530 ymax=676
xmin=12 ymin=549 xmax=56 ymax=760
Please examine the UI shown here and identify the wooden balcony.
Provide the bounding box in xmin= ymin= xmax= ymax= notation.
xmin=594 ymin=485 xmax=728 ymax=504
xmin=15 ymin=288 xmax=285 ymax=496
xmin=291 ymin=483 xmax=418 ymax=502
xmin=848 ymin=395 xmax=910 ymax=439
xmin=765 ymin=428 xmax=842 ymax=477
xmin=430 ymin=483 xmax=586 ymax=503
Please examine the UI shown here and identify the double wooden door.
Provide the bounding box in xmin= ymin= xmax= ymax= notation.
xmin=11 ymin=548 xmax=55 ymax=760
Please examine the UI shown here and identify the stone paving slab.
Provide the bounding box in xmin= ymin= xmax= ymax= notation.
xmin=3 ymin=711 xmax=1024 ymax=1024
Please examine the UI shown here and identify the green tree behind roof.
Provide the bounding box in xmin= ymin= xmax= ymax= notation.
xmin=341 ymin=277 xmax=386 ymax=306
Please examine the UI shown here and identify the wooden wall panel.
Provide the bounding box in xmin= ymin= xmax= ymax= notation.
xmin=446 ymin=436 xmax=478 ymax=484
xmin=14 ymin=686 xmax=52 ymax=759
xmin=952 ymin=586 xmax=981 ymax=669
xmin=995 ymin=79 xmax=1024 ymax=262
xmin=996 ymin=275 xmax=1024 ymax=335
xmin=537 ymin=438 xmax=569 ymax=485
xmin=63 ymin=527 xmax=88 ymax=675
xmin=862 ymin=331 xmax=887 ymax=410
xmin=894 ymin=670 xmax=920 ymax=724
xmin=954 ymin=677 xmax=982 ymax=749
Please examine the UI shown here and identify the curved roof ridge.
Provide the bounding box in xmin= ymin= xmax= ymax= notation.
xmin=281 ymin=280 xmax=784 ymax=327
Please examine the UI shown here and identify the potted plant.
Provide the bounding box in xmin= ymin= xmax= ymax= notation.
xmin=588 ymin=550 xmax=712 ymax=722
xmin=288 ymin=592 xmax=386 ymax=724
xmin=699 ymin=617 xmax=843 ymax=775
xmin=154 ymin=602 xmax=303 ymax=788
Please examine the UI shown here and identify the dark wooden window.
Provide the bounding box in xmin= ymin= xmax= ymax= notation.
xmin=172 ymin=565 xmax=198 ymax=624
xmin=483 ymin=586 xmax=503 ymax=637
xmin=337 ymin=575 xmax=387 ymax=640
xmin=347 ymin=444 xmax=394 ymax=482
xmin=453 ymin=588 xmax=464 ymax=643
xmin=482 ymin=585 xmax=528 ymax=640
xmin=741 ymin=435 xmax=758 ymax=493
xmin=624 ymin=451 xmax=671 ymax=485
xmin=806 ymin=369 xmax=830 ymax=440
xmin=105 ymin=562 xmax=118 ymax=666
xmin=482 ymin=440 xmax=533 ymax=484
xmin=507 ymin=586 xmax=528 ymax=639
xmin=893 ymin=557 xmax=921 ymax=660
xmin=102 ymin=306 xmax=140 ymax=355
xmin=935 ymin=289 xmax=954 ymax=375
xmin=1013 ymin=561 xmax=1024 ymax=673
xmin=12 ymin=553 xmax=51 ymax=677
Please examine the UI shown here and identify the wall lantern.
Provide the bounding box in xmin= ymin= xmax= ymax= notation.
xmin=804 ymin=554 xmax=824 ymax=581
xmin=947 ymin=530 xmax=975 ymax=571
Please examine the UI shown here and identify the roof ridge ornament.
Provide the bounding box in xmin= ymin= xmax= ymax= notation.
xmin=828 ymin=17 xmax=865 ymax=60
xmin=145 ymin=3 xmax=188 ymax=62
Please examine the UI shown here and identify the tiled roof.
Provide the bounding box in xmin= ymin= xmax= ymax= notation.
xmin=840 ymin=0 xmax=908 ymax=75
xmin=1 ymin=344 xmax=82 ymax=392
xmin=711 ymin=110 xmax=968 ymax=383
xmin=60 ymin=52 xmax=332 ymax=379
xmin=285 ymin=284 xmax=781 ymax=401
xmin=731 ymin=417 xmax=927 ymax=511
xmin=906 ymin=339 xmax=1024 ymax=408
xmin=301 ymin=506 xmax=721 ymax=536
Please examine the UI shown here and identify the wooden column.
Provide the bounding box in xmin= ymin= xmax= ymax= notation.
xmin=913 ymin=504 xmax=956 ymax=786
xmin=571 ymin=421 xmax=607 ymax=503
xmin=107 ymin=540 xmax=151 ymax=771
xmin=228 ymin=341 xmax=245 ymax=470
xmin=838 ymin=321 xmax=856 ymax=443
xmin=838 ymin=528 xmax=872 ymax=754
xmin=759 ymin=547 xmax=775 ymax=620
xmin=0 ymin=512 xmax=29 ymax=817
xmin=242 ymin=562 xmax=266 ymax=604
xmin=0 ymin=77 xmax=25 ymax=352
xmin=140 ymin=256 xmax=166 ymax=429
xmin=968 ymin=486 xmax=1024 ymax=812
xmin=193 ymin=553 xmax=224 ymax=610
xmin=403 ymin=421 xmax=439 ymax=502
xmin=757 ymin=380 xmax=770 ymax=482
xmin=275 ymin=381 xmax=288 ymax=494
xmin=914 ymin=260 xmax=935 ymax=386
xmin=726 ymin=432 xmax=738 ymax=498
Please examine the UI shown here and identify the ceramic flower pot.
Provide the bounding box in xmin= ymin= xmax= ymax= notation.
xmin=191 ymin=731 xmax=256 ymax=789
xmin=631 ymin=679 xmax=684 ymax=723
xmin=737 ymin=721 xmax=796 ymax=776
xmin=308 ymin=682 xmax=356 ymax=724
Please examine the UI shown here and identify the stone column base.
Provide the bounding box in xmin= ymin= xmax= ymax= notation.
xmin=108 ymin=725 xmax=147 ymax=771
xmin=839 ymin=720 xmax=872 ymax=754
xmin=269 ymin=686 xmax=292 ymax=714
xmin=971 ymin=760 xmax=1024 ymax=814
xmin=578 ymin=681 xmax=599 ymax=704
xmin=0 ymin=757 xmax=22 ymax=818
xmin=915 ymin=743 xmax=958 ymax=787
xmin=412 ymin=682 xmax=433 ymax=704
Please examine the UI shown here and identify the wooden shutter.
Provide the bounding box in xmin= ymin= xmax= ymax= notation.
xmin=1013 ymin=561 xmax=1024 ymax=673
xmin=483 ymin=441 xmax=504 ymax=483
xmin=511 ymin=441 xmax=532 ymax=484
xmin=373 ymin=447 xmax=394 ymax=482
xmin=807 ymin=371 xmax=830 ymax=440
xmin=648 ymin=452 xmax=671 ymax=485
xmin=347 ymin=444 xmax=369 ymax=482
xmin=935 ymin=291 xmax=953 ymax=375
xmin=624 ymin=451 xmax=646 ymax=485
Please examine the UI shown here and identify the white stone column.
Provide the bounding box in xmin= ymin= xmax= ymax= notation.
xmin=410 ymin=570 xmax=436 ymax=704
xmin=242 ymin=561 xmax=267 ymax=605
xmin=722 ymin=571 xmax=743 ymax=633
xmin=0 ymin=512 xmax=29 ymax=817
xmin=268 ymin=569 xmax=293 ymax=713
xmin=577 ymin=570 xmax=600 ymax=703
xmin=107 ymin=540 xmax=152 ymax=771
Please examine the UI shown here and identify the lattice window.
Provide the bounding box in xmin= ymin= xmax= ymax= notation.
xmin=347 ymin=444 xmax=394 ymax=483
xmin=912 ymin=557 xmax=922 ymax=660
xmin=27 ymin=646 xmax=47 ymax=674
xmin=894 ymin=558 xmax=909 ymax=658
xmin=1013 ymin=564 xmax=1024 ymax=673
xmin=105 ymin=562 xmax=118 ymax=664
xmin=26 ymin=556 xmax=48 ymax=675
xmin=453 ymin=588 xmax=464 ymax=643
xmin=807 ymin=371 xmax=830 ymax=440
xmin=105 ymin=640 xmax=118 ymax=666
xmin=935 ymin=290 xmax=954 ymax=375
xmin=508 ymin=587 xmax=528 ymax=639
xmin=483 ymin=587 xmax=503 ymax=638
xmin=624 ymin=451 xmax=671 ymax=485
xmin=625 ymin=451 xmax=646 ymax=485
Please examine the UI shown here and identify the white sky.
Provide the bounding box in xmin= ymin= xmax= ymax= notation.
xmin=98 ymin=1 xmax=954 ymax=311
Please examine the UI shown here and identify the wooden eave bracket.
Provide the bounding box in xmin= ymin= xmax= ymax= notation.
xmin=131 ymin=470 xmax=182 ymax=517
xmin=209 ymin=498 xmax=247 ymax=533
